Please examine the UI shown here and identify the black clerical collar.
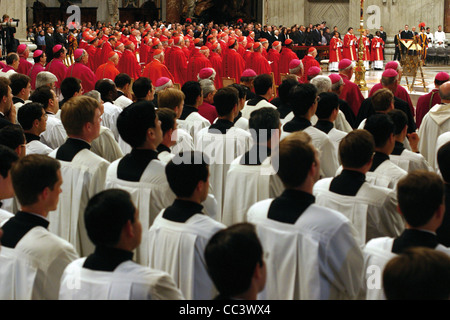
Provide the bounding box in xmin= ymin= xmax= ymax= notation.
xmin=315 ymin=120 xmax=334 ymax=134
xmin=369 ymin=151 xmax=389 ymax=172
xmin=157 ymin=144 xmax=171 ymax=154
xmin=240 ymin=145 xmax=271 ymax=166
xmin=233 ymin=111 xmax=242 ymax=124
xmin=12 ymin=97 xmax=24 ymax=105
xmin=163 ymin=199 xmax=204 ymax=223
xmin=56 ymin=138 xmax=91 ymax=162
xmin=247 ymin=95 xmax=267 ymax=107
xmin=117 ymin=148 xmax=159 ymax=182
xmin=24 ymin=132 xmax=40 ymax=143
xmin=392 ymin=229 xmax=439 ymax=254
xmin=83 ymin=245 xmax=134 ymax=272
xmin=268 ymin=189 xmax=315 ymax=224
xmin=179 ymin=105 xmax=198 ymax=120
xmin=330 ymin=169 xmax=366 ymax=196
xmin=283 ymin=116 xmax=311 ymax=133
xmin=209 ymin=119 xmax=234 ymax=134
xmin=391 ymin=141 xmax=405 ymax=156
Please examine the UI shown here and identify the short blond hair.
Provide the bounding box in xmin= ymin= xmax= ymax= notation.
xmin=61 ymin=96 xmax=100 ymax=136
xmin=157 ymin=88 xmax=185 ymax=110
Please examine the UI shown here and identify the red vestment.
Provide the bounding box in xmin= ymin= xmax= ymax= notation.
xmin=339 ymin=74 xmax=364 ymax=117
xmin=371 ymin=37 xmax=384 ymax=61
xmin=142 ymin=59 xmax=174 ymax=84
xmin=45 ymin=58 xmax=68 ymax=89
xmin=209 ymin=51 xmax=223 ymax=89
xmin=17 ymin=57 xmax=33 ymax=76
xmin=198 ymin=101 xmax=218 ymax=124
xmin=267 ymin=49 xmax=280 ymax=85
xmin=139 ymin=43 xmax=150 ymax=65
xmin=279 ymin=47 xmax=298 ymax=75
xmin=222 ymin=48 xmax=246 ymax=83
xmin=329 ymin=37 xmax=343 ymax=63
xmin=301 ymin=55 xmax=321 ymax=83
xmin=343 ymin=33 xmax=357 ymax=61
xmin=117 ymin=49 xmax=142 ymax=80
xmin=100 ymin=41 xmax=113 ymax=66
xmin=28 ymin=63 xmax=45 ymax=90
xmin=166 ymin=46 xmax=187 ymax=85
xmin=187 ymin=52 xmax=212 ymax=82
xmin=246 ymin=51 xmax=271 ymax=76
xmin=85 ymin=44 xmax=97 ymax=71
xmin=415 ymin=89 xmax=442 ymax=128
xmin=95 ymin=60 xmax=120 ymax=82
xmin=66 ymin=62 xmax=96 ymax=93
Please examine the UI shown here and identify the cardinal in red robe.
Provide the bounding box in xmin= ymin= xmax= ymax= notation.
xmin=84 ymin=37 xmax=98 ymax=71
xmin=142 ymin=49 xmax=174 ymax=84
xmin=343 ymin=29 xmax=357 ymax=61
xmin=187 ymin=46 xmax=213 ymax=82
xmin=65 ymin=49 xmax=96 ymax=93
xmin=209 ymin=43 xmax=223 ymax=89
xmin=246 ymin=42 xmax=271 ymax=75
xmin=301 ymin=48 xmax=321 ymax=83
xmin=222 ymin=38 xmax=246 ymax=83
xmin=16 ymin=44 xmax=33 ymax=76
xmin=100 ymin=36 xmax=116 ymax=66
xmin=279 ymin=39 xmax=299 ymax=75
xmin=268 ymin=41 xmax=282 ymax=85
xmin=117 ymin=40 xmax=142 ymax=80
xmin=95 ymin=51 xmax=120 ymax=82
xmin=28 ymin=50 xmax=46 ymax=90
xmin=165 ymin=36 xmax=188 ymax=85
xmin=338 ymin=59 xmax=364 ymax=117
xmin=45 ymin=45 xmax=68 ymax=90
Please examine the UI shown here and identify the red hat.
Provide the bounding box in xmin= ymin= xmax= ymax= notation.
xmin=382 ymin=69 xmax=398 ymax=78
xmin=207 ymin=34 xmax=214 ymax=40
xmin=115 ymin=41 xmax=124 ymax=49
xmin=308 ymin=47 xmax=316 ymax=53
xmin=253 ymin=42 xmax=261 ymax=51
xmin=285 ymin=39 xmax=293 ymax=45
xmin=385 ymin=61 xmax=400 ymax=71
xmin=272 ymin=41 xmax=280 ymax=47
xmin=155 ymin=77 xmax=173 ymax=92
xmin=160 ymin=35 xmax=168 ymax=42
xmin=241 ymin=69 xmax=257 ymax=77
xmin=74 ymin=49 xmax=84 ymax=60
xmin=329 ymin=73 xmax=343 ymax=84
xmin=33 ymin=50 xmax=44 ymax=58
xmin=194 ymin=38 xmax=201 ymax=45
xmin=211 ymin=43 xmax=219 ymax=50
xmin=152 ymin=38 xmax=161 ymax=46
xmin=245 ymin=42 xmax=253 ymax=49
xmin=123 ymin=40 xmax=132 ymax=47
xmin=228 ymin=38 xmax=237 ymax=47
xmin=168 ymin=39 xmax=174 ymax=45
xmin=17 ymin=44 xmax=27 ymax=54
xmin=153 ymin=49 xmax=163 ymax=57
xmin=173 ymin=36 xmax=181 ymax=45
xmin=108 ymin=51 xmax=117 ymax=59
xmin=198 ymin=67 xmax=215 ymax=80
xmin=52 ymin=44 xmax=63 ymax=54
xmin=200 ymin=46 xmax=209 ymax=51
xmin=238 ymin=36 xmax=245 ymax=42
xmin=338 ymin=59 xmax=353 ymax=70
xmin=219 ymin=33 xmax=227 ymax=38
xmin=289 ymin=59 xmax=302 ymax=70
xmin=237 ymin=19 xmax=243 ymax=24
xmin=260 ymin=38 xmax=268 ymax=43
xmin=186 ymin=18 xmax=192 ymax=23
xmin=307 ymin=66 xmax=322 ymax=77
xmin=436 ymin=72 xmax=450 ymax=82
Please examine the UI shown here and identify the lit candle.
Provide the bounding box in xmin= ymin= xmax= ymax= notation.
xmin=360 ymin=0 xmax=364 ymax=20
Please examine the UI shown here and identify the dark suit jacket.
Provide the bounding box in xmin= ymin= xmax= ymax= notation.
xmin=53 ymin=32 xmax=67 ymax=48
xmin=401 ymin=30 xmax=413 ymax=40
xmin=45 ymin=33 xmax=55 ymax=60
xmin=380 ymin=31 xmax=387 ymax=43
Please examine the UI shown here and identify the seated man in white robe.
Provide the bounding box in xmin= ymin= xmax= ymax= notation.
xmin=314 ymin=92 xmax=347 ymax=156
xmin=364 ymin=114 xmax=407 ymax=189
xmin=247 ymin=131 xmax=364 ymax=300
xmin=148 ymin=151 xmax=226 ymax=300
xmin=204 ymin=223 xmax=267 ymax=300
xmin=59 ymin=189 xmax=184 ymax=300
xmin=29 ymin=86 xmax=66 ymax=149
xmin=95 ymin=79 xmax=123 ymax=141
xmin=436 ymin=142 xmax=450 ymax=247
xmin=281 ymin=83 xmax=338 ymax=178
xmin=113 ymin=73 xmax=133 ymax=109
xmin=383 ymin=247 xmax=450 ymax=300
xmin=313 ymin=130 xmax=404 ymax=246
xmin=10 ymin=73 xmax=32 ymax=111
xmin=363 ymin=171 xmax=450 ymax=300
xmin=228 ymin=83 xmax=249 ymax=131
xmin=1 ymin=155 xmax=79 ymax=299
xmin=387 ymin=109 xmax=432 ymax=172
xmin=0 ymin=145 xmax=18 ymax=224
xmin=241 ymin=74 xmax=277 ymax=119
xmin=222 ymin=107 xmax=284 ymax=226
xmin=156 ymin=108 xmax=177 ymax=164
xmin=195 ymin=86 xmax=252 ymax=221
xmin=178 ymin=81 xmax=210 ymax=145
xmin=17 ymin=102 xmax=53 ymax=156
xmin=49 ymin=96 xmax=110 ymax=257
xmin=419 ymin=82 xmax=450 ymax=169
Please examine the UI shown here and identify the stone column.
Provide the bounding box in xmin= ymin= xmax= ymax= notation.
xmin=107 ymin=0 xmax=120 ymax=24
xmin=0 ymin=0 xmax=27 ymax=40
xmin=166 ymin=0 xmax=180 ymax=23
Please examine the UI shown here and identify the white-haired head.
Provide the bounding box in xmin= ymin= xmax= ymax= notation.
xmin=35 ymin=71 xmax=58 ymax=89
xmin=310 ymin=76 xmax=332 ymax=94
xmin=199 ymin=79 xmax=216 ymax=98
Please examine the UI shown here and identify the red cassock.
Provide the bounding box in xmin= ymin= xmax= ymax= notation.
xmin=166 ymin=46 xmax=188 ymax=85
xmin=222 ymin=48 xmax=246 ymax=83
xmin=301 ymin=55 xmax=321 ymax=83
xmin=246 ymin=51 xmax=271 ymax=76
xmin=416 ymin=89 xmax=442 ymax=128
xmin=359 ymin=36 xmax=371 ymax=61
xmin=117 ymin=49 xmax=142 ymax=80
xmin=129 ymin=35 xmax=139 ymax=52
xmin=100 ymin=41 xmax=114 ymax=66
xmin=329 ymin=37 xmax=343 ymax=63
xmin=279 ymin=47 xmax=298 ymax=75
xmin=267 ymin=49 xmax=281 ymax=85
xmin=182 ymin=47 xmax=190 ymax=60
xmin=371 ymin=37 xmax=384 ymax=61
xmin=93 ymin=46 xmax=104 ymax=72
xmin=28 ymin=63 xmax=45 ymax=90
xmin=95 ymin=61 xmax=120 ymax=82
xmin=369 ymin=83 xmax=414 ymax=118
xmin=85 ymin=44 xmax=97 ymax=71
xmin=142 ymin=59 xmax=174 ymax=84
xmin=147 ymin=47 xmax=156 ymax=64
xmin=189 ymin=46 xmax=200 ymax=60
xmin=339 ymin=74 xmax=364 ymax=117
xmin=244 ymin=51 xmax=253 ymax=69
xmin=139 ymin=43 xmax=150 ymax=65
xmin=187 ymin=52 xmax=212 ymax=82
xmin=78 ymin=40 xmax=87 ymax=50
xmin=343 ymin=33 xmax=357 ymax=61
xmin=209 ymin=51 xmax=223 ymax=89
xmin=243 ymin=50 xmax=252 ymax=66
xmin=66 ymin=62 xmax=96 ymax=93
xmin=115 ymin=50 xmax=123 ymax=60
xmin=238 ymin=44 xmax=246 ymax=57
xmin=219 ymin=40 xmax=228 ymax=56
xmin=45 ymin=58 xmax=68 ymax=89
xmin=17 ymin=57 xmax=33 ymax=76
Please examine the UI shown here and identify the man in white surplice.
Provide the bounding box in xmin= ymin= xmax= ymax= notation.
xmin=0 ymin=155 xmax=79 ymax=300
xmin=105 ymin=101 xmax=175 ymax=265
xmin=148 ymin=151 xmax=226 ymax=300
xmin=363 ymin=114 xmax=407 ymax=189
xmin=222 ymin=107 xmax=284 ymax=226
xmin=241 ymin=74 xmax=277 ymax=120
xmin=387 ymin=109 xmax=432 ymax=172
xmin=95 ymin=79 xmax=123 ymax=141
xmin=362 ymin=171 xmax=450 ymax=300
xmin=281 ymin=83 xmax=339 ymax=178
xmin=195 ymin=86 xmax=252 ymax=222
xmin=313 ymin=130 xmax=404 ymax=247
xmin=49 ymin=96 xmax=110 ymax=257
xmin=0 ymin=145 xmax=18 ymax=225
xmin=59 ymin=189 xmax=184 ymax=300
xmin=247 ymin=131 xmax=364 ymax=300
xmin=419 ymin=82 xmax=450 ymax=169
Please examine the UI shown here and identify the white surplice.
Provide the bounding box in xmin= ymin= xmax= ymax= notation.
xmin=91 ymin=126 xmax=124 ymax=162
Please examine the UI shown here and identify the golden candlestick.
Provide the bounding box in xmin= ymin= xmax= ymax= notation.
xmin=355 ymin=0 xmax=368 ymax=91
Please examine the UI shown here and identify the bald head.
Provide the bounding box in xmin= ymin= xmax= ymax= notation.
xmin=439 ymin=82 xmax=450 ymax=102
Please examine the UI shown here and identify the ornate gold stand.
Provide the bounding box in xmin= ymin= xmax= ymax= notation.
xmin=354 ymin=1 xmax=368 ymax=91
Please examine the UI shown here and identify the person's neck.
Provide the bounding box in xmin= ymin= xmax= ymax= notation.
xmin=176 ymin=196 xmax=202 ymax=206
xmin=218 ymin=114 xmax=235 ymax=122
xmin=395 ymin=135 xmax=405 ymax=143
xmin=25 ymin=129 xmax=41 ymax=137
xmin=375 ymin=147 xmax=390 ymax=156
xmin=290 ymin=182 xmax=313 ymax=196
xmin=16 ymin=94 xmax=27 ymax=101
xmin=68 ymin=135 xmax=92 ymax=144
xmin=260 ymin=93 xmax=271 ymax=101
xmin=113 ymin=242 xmax=135 ymax=253
xmin=21 ymin=205 xmax=49 ymax=218
xmin=342 ymin=166 xmax=368 ymax=175
xmin=136 ymin=141 xmax=158 ymax=152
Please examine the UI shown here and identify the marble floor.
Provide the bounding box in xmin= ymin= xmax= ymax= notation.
xmin=323 ymin=64 xmax=450 ymax=107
